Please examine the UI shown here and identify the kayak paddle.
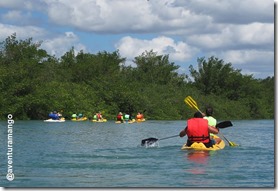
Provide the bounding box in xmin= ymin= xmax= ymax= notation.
xmin=218 ymin=132 xmax=239 ymax=147
xmin=215 ymin=120 xmax=233 ymax=129
xmin=141 ymin=121 xmax=233 ymax=147
xmin=141 ymin=135 xmax=179 ymax=146
xmin=184 ymin=95 xmax=239 ymax=147
xmin=216 ymin=121 xmax=238 ymax=146
xmin=184 ymin=96 xmax=202 ymax=113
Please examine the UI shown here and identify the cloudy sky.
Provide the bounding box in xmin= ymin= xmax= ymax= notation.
xmin=0 ymin=0 xmax=274 ymax=79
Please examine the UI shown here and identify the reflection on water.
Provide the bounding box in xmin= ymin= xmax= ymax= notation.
xmin=187 ymin=150 xmax=210 ymax=164
xmin=185 ymin=150 xmax=211 ymax=175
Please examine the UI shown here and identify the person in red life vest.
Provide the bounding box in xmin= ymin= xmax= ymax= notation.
xmin=97 ymin=112 xmax=103 ymax=121
xmin=136 ymin=112 xmax=144 ymax=120
xmin=116 ymin=112 xmax=124 ymax=123
xmin=179 ymin=111 xmax=219 ymax=148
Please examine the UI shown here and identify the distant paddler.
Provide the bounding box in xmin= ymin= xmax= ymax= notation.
xmin=116 ymin=112 xmax=124 ymax=123
xmin=49 ymin=111 xmax=59 ymax=120
xmin=93 ymin=113 xmax=98 ymax=121
xmin=71 ymin=113 xmax=77 ymax=120
xmin=203 ymin=106 xmax=221 ymax=144
xmin=136 ymin=112 xmax=145 ymax=122
xmin=124 ymin=113 xmax=130 ymax=123
xmin=97 ymin=112 xmax=103 ymax=121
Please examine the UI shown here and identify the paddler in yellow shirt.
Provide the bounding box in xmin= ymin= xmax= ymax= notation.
xmin=203 ymin=106 xmax=221 ymax=144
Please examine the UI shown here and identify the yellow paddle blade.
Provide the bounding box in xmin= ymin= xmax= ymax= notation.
xmin=229 ymin=141 xmax=239 ymax=147
xmin=184 ymin=96 xmax=200 ymax=112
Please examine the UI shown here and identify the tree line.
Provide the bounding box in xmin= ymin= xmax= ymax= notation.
xmin=0 ymin=34 xmax=274 ymax=120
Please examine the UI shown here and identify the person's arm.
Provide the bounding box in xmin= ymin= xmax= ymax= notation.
xmin=208 ymin=125 xmax=219 ymax=134
xmin=179 ymin=127 xmax=187 ymax=137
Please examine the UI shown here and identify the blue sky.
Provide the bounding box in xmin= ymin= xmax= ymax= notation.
xmin=0 ymin=0 xmax=274 ymax=79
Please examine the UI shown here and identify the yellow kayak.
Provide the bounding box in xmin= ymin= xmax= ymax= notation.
xmin=128 ymin=119 xmax=136 ymax=123
xmin=92 ymin=119 xmax=107 ymax=122
xmin=115 ymin=119 xmax=135 ymax=124
xmin=136 ymin=118 xmax=146 ymax=123
xmin=44 ymin=118 xmax=65 ymax=122
xmin=181 ymin=135 xmax=225 ymax=151
xmin=71 ymin=117 xmax=87 ymax=121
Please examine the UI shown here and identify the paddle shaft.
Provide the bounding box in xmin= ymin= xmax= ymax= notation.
xmin=218 ymin=132 xmax=230 ymax=143
xmin=141 ymin=134 xmax=179 ymax=146
xmin=159 ymin=135 xmax=179 ymax=141
xmin=218 ymin=132 xmax=237 ymax=146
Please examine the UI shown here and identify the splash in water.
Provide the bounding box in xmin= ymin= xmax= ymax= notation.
xmin=143 ymin=141 xmax=159 ymax=148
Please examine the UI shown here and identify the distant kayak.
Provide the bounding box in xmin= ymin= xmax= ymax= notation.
xmin=71 ymin=117 xmax=87 ymax=121
xmin=128 ymin=119 xmax=136 ymax=123
xmin=44 ymin=118 xmax=65 ymax=122
xmin=181 ymin=135 xmax=225 ymax=151
xmin=136 ymin=118 xmax=146 ymax=123
xmin=92 ymin=119 xmax=107 ymax=122
xmin=115 ymin=119 xmax=135 ymax=124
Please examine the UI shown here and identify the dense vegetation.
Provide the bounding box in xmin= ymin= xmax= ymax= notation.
xmin=0 ymin=34 xmax=274 ymax=120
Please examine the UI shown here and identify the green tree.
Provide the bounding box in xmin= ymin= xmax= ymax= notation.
xmin=133 ymin=50 xmax=185 ymax=86
xmin=0 ymin=34 xmax=51 ymax=119
xmin=0 ymin=34 xmax=274 ymax=120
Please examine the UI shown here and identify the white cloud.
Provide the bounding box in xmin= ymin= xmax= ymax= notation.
xmin=46 ymin=0 xmax=142 ymax=32
xmin=207 ymin=49 xmax=274 ymax=78
xmin=219 ymin=49 xmax=273 ymax=65
xmin=41 ymin=32 xmax=86 ymax=57
xmin=0 ymin=0 xmax=46 ymax=11
xmin=175 ymin=0 xmax=273 ymax=24
xmin=0 ymin=23 xmax=47 ymax=39
xmin=187 ymin=22 xmax=274 ymax=50
xmin=39 ymin=0 xmax=269 ymax=38
xmin=2 ymin=10 xmax=23 ymax=21
xmin=235 ymin=23 xmax=274 ymax=46
xmin=44 ymin=0 xmax=212 ymax=33
xmin=116 ymin=36 xmax=198 ymax=65
xmin=1 ymin=10 xmax=34 ymax=25
xmin=0 ymin=23 xmax=86 ymax=58
xmin=0 ymin=0 xmax=274 ymax=78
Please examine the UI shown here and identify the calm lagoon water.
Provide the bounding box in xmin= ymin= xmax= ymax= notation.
xmin=0 ymin=119 xmax=274 ymax=188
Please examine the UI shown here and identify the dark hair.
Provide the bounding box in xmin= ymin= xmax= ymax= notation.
xmin=194 ymin=111 xmax=203 ymax=118
xmin=206 ymin=107 xmax=213 ymax=116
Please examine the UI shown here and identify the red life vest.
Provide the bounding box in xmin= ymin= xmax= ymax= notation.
xmin=97 ymin=113 xmax=102 ymax=119
xmin=136 ymin=114 xmax=143 ymax=119
xmin=117 ymin=114 xmax=122 ymax=120
xmin=187 ymin=118 xmax=210 ymax=143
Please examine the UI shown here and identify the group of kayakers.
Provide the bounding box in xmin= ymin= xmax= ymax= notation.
xmin=179 ymin=106 xmax=221 ymax=148
xmin=71 ymin=112 xmax=103 ymax=121
xmin=48 ymin=105 xmax=220 ymax=148
xmin=48 ymin=104 xmax=224 ymax=149
xmin=116 ymin=112 xmax=145 ymax=123
xmin=47 ymin=111 xmax=145 ymax=122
